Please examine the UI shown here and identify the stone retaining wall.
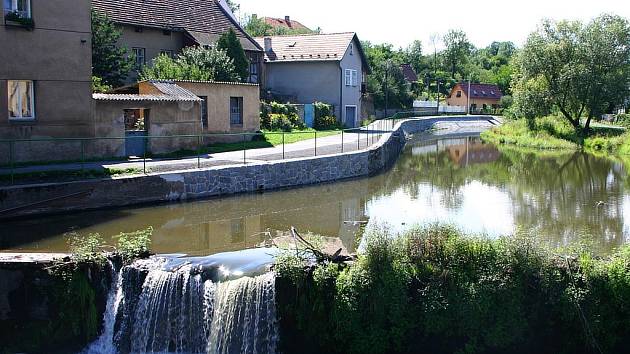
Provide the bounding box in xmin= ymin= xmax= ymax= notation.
xmin=0 ymin=116 xmax=493 ymax=219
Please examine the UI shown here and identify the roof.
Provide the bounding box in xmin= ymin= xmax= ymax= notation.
xmin=254 ymin=32 xmax=370 ymax=72
xmin=400 ymin=64 xmax=418 ymax=83
xmin=263 ymin=17 xmax=312 ymax=32
xmin=92 ymin=0 xmax=263 ymax=52
xmin=94 ymin=81 xmax=202 ymax=102
xmin=454 ymin=82 xmax=503 ymax=99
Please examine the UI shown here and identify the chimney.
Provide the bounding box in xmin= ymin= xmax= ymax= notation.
xmin=285 ymin=16 xmax=291 ymax=24
xmin=264 ymin=37 xmax=272 ymax=52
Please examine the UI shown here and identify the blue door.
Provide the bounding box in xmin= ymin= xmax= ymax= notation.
xmin=304 ymin=104 xmax=315 ymax=128
xmin=345 ymin=106 xmax=357 ymax=128
xmin=124 ymin=109 xmax=149 ymax=157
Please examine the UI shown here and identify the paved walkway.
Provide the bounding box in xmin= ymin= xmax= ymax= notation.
xmin=0 ymin=116 xmax=500 ymax=183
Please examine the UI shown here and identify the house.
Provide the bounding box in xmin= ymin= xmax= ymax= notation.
xmin=91 ymin=0 xmax=264 ymax=84
xmin=255 ymin=32 xmax=370 ymax=128
xmin=0 ymin=0 xmax=93 ymax=162
xmin=263 ymin=16 xmax=313 ymax=33
xmin=400 ymin=64 xmax=418 ymax=84
xmin=446 ymin=82 xmax=503 ymax=113
xmin=93 ymin=79 xmax=260 ymax=157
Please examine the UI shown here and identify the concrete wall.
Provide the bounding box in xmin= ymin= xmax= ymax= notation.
xmin=0 ymin=0 xmax=93 ymax=159
xmin=175 ymin=81 xmax=260 ymax=143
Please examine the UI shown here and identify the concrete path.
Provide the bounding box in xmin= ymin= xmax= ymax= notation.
xmin=0 ymin=116 xmax=500 ymax=181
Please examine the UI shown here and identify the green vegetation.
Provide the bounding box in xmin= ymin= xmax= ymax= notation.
xmin=140 ymin=46 xmax=240 ymax=82
xmin=482 ymin=116 xmax=630 ymax=153
xmin=115 ymin=227 xmax=153 ymax=264
xmin=217 ymin=28 xmax=250 ymax=82
xmin=511 ymin=15 xmax=630 ymax=134
xmin=91 ymin=9 xmax=134 ymax=89
xmin=0 ymin=167 xmax=144 ymax=184
xmin=276 ymin=224 xmax=630 ymax=354
xmin=243 ymin=14 xmax=320 ymax=37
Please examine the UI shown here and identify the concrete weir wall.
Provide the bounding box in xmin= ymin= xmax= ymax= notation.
xmin=0 ymin=116 xmax=493 ymax=219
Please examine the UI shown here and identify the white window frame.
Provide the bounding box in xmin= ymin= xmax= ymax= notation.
xmin=7 ymin=80 xmax=35 ymax=120
xmin=351 ymin=70 xmax=358 ymax=87
xmin=345 ymin=69 xmax=352 ymax=86
xmin=4 ymin=0 xmax=31 ymax=18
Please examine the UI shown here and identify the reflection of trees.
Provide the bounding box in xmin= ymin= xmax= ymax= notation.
xmin=374 ymin=137 xmax=630 ymax=252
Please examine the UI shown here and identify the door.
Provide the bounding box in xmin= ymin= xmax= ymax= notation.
xmin=304 ymin=104 xmax=315 ymax=128
xmin=345 ymin=105 xmax=357 ymax=128
xmin=124 ymin=108 xmax=149 ymax=157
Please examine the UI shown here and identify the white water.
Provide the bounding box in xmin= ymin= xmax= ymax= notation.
xmin=81 ymin=252 xmax=278 ymax=354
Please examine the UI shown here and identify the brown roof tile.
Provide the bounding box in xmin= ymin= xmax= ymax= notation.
xmin=263 ymin=17 xmax=312 ymax=32
xmin=456 ymin=82 xmax=503 ymax=99
xmin=92 ymin=0 xmax=262 ymax=52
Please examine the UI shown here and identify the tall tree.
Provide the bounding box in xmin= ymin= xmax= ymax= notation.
xmin=244 ymin=14 xmax=273 ymax=37
xmin=91 ymin=9 xmax=133 ymax=89
xmin=217 ymin=28 xmax=250 ymax=82
xmin=404 ymin=40 xmax=424 ymax=74
xmin=363 ymin=42 xmax=412 ymax=109
xmin=442 ymin=29 xmax=473 ymax=79
xmin=513 ymin=15 xmax=630 ymax=133
xmin=140 ymin=47 xmax=239 ymax=82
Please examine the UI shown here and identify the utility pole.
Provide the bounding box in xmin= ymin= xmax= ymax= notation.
xmin=436 ymin=80 xmax=441 ymax=115
xmin=384 ymin=59 xmax=390 ymax=116
xmin=467 ymin=75 xmax=472 ymax=115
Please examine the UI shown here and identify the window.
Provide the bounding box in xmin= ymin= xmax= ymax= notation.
xmin=230 ymin=97 xmax=243 ymax=125
xmin=132 ymin=47 xmax=146 ymax=69
xmin=248 ymin=56 xmax=259 ymax=83
xmin=160 ymin=49 xmax=174 ymax=58
xmin=345 ymin=69 xmax=358 ymax=87
xmin=3 ymin=0 xmax=31 ymax=18
xmin=456 ymin=91 xmax=462 ymax=98
xmin=199 ymin=96 xmax=208 ymax=129
xmin=8 ymin=80 xmax=34 ymax=120
xmin=349 ymin=43 xmax=354 ymax=55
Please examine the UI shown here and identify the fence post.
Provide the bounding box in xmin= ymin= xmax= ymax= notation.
xmin=80 ymin=139 xmax=85 ymax=173
xmin=9 ymin=140 xmax=14 ymax=185
xmin=314 ymin=131 xmax=317 ymax=156
xmin=341 ymin=129 xmax=344 ymax=153
xmin=197 ymin=134 xmax=201 ymax=169
xmin=143 ymin=136 xmax=147 ymax=174
xmin=242 ymin=133 xmax=246 ymax=165
xmin=282 ymin=132 xmax=285 ymax=159
xmin=357 ymin=128 xmax=360 ymax=150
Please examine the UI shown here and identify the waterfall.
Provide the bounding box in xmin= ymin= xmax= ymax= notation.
xmin=83 ymin=250 xmax=278 ymax=354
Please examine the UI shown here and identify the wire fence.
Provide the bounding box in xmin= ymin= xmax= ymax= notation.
xmin=0 ymin=118 xmax=400 ymax=185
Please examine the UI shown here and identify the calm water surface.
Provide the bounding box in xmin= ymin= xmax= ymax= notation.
xmin=3 ymin=134 xmax=630 ymax=255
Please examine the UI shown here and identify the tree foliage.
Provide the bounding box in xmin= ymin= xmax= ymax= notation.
xmin=217 ymin=28 xmax=250 ymax=82
xmin=243 ymin=14 xmax=319 ymax=37
xmin=140 ymin=46 xmax=239 ymax=82
xmin=363 ymin=41 xmax=413 ymax=109
xmin=442 ymin=29 xmax=473 ymax=79
xmin=91 ymin=9 xmax=133 ymax=89
xmin=512 ymin=14 xmax=630 ymax=133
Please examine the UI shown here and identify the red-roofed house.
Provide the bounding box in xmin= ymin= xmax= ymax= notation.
xmin=264 ymin=16 xmax=313 ymax=33
xmin=446 ymin=82 xmax=503 ymax=112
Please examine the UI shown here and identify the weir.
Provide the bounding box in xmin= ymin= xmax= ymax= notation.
xmin=84 ymin=249 xmax=279 ymax=354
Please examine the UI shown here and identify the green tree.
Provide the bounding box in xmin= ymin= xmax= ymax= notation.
xmin=513 ymin=15 xmax=630 ymax=133
xmin=244 ymin=14 xmax=272 ymax=37
xmin=225 ymin=0 xmax=239 ymax=14
xmin=403 ymin=40 xmax=424 ymax=74
xmin=442 ymin=29 xmax=473 ymax=79
xmin=91 ymin=9 xmax=133 ymax=89
xmin=140 ymin=47 xmax=238 ymax=82
xmin=217 ymin=28 xmax=250 ymax=82
xmin=363 ymin=42 xmax=413 ymax=109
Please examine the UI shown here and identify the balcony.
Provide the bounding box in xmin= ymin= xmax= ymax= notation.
xmin=4 ymin=8 xmax=34 ymax=29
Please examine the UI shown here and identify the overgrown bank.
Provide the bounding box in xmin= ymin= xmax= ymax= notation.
xmin=481 ymin=116 xmax=630 ymax=154
xmin=275 ymin=224 xmax=630 ymax=354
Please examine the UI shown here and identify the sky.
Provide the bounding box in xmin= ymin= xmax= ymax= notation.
xmin=234 ymin=0 xmax=630 ymax=50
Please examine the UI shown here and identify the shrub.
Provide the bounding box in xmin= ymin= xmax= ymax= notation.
xmin=314 ymin=101 xmax=334 ymax=119
xmin=314 ymin=115 xmax=340 ymax=130
xmin=115 ymin=227 xmax=153 ymax=264
xmin=66 ymin=232 xmax=107 ymax=266
xmin=260 ymin=102 xmax=305 ymax=131
xmin=270 ymin=113 xmax=294 ymax=132
xmin=615 ymin=113 xmax=630 ymax=128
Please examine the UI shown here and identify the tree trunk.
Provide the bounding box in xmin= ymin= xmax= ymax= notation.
xmin=583 ymin=115 xmax=593 ymax=136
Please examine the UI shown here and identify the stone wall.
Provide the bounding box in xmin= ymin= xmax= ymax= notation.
xmin=0 ymin=116 xmax=493 ymax=219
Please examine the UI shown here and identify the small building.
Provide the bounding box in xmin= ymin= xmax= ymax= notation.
xmin=400 ymin=64 xmax=418 ymax=85
xmin=0 ymin=0 xmax=92 ymax=162
xmin=263 ymin=16 xmax=313 ymax=33
xmin=91 ymin=0 xmax=264 ymax=84
xmin=446 ymin=82 xmax=503 ymax=113
xmin=255 ymin=32 xmax=370 ymax=128
xmin=93 ymin=80 xmax=260 ymax=157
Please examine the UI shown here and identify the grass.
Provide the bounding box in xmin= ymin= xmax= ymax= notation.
xmin=276 ymin=223 xmax=630 ymax=354
xmin=481 ymin=115 xmax=630 ymax=154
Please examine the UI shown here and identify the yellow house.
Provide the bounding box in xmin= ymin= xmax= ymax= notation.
xmin=446 ymin=82 xmax=503 ymax=113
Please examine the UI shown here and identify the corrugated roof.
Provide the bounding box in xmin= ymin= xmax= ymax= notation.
xmin=94 ymin=81 xmax=202 ymax=102
xmin=254 ymin=32 xmax=362 ymax=63
xmin=92 ymin=0 xmax=263 ymax=52
xmin=93 ymin=93 xmax=188 ymax=102
xmin=150 ymin=81 xmax=203 ymax=100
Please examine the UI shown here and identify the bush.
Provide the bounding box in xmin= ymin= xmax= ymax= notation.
xmin=314 ymin=101 xmax=334 ymax=119
xmin=314 ymin=115 xmax=341 ymax=130
xmin=270 ymin=113 xmax=294 ymax=132
xmin=260 ymin=102 xmax=305 ymax=131
xmin=615 ymin=113 xmax=630 ymax=128
xmin=116 ymin=227 xmax=153 ymax=264
xmin=275 ymin=224 xmax=630 ymax=354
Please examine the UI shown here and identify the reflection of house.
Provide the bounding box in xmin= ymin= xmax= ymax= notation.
xmin=93 ymin=80 xmax=260 ymax=156
xmin=446 ymin=82 xmax=503 ymax=112
xmin=92 ymin=0 xmax=264 ymax=84
xmin=255 ymin=32 xmax=370 ymax=128
xmin=447 ymin=142 xmax=500 ymax=166
xmin=0 ymin=0 xmax=92 ymax=161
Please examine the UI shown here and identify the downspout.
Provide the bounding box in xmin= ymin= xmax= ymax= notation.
xmin=339 ymin=65 xmax=344 ymax=126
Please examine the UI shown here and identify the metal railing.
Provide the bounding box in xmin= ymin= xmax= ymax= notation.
xmin=1 ymin=120 xmax=398 ymax=185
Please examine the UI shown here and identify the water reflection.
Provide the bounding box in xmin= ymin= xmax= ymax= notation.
xmin=2 ymin=135 xmax=629 ymax=254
